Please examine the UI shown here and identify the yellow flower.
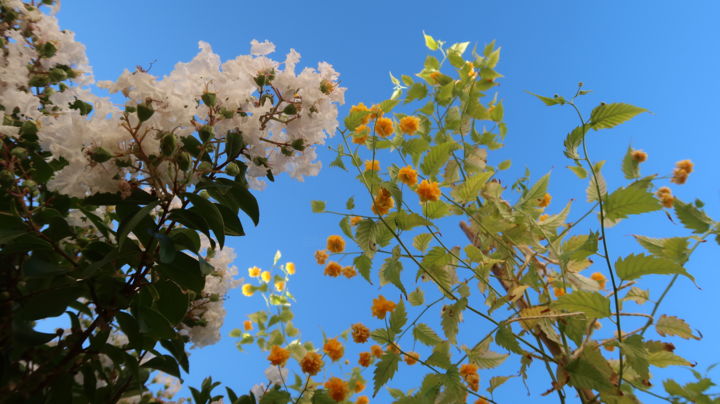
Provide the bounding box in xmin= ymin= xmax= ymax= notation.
xmin=324 ymin=338 xmax=345 ymax=361
xmin=267 ymin=345 xmax=290 ymax=366
xmin=370 ymin=345 xmax=383 ymax=358
xmin=358 ymin=352 xmax=372 ymax=367
xmin=300 ymin=351 xmax=323 ymax=375
xmin=538 ymin=193 xmax=552 ymax=208
xmin=350 ymin=216 xmax=363 ymax=226
xmin=351 ymin=323 xmax=370 ymax=343
xmin=374 ymin=117 xmax=394 ymax=137
xmin=364 ymin=159 xmax=380 ymax=172
xmin=553 ymin=287 xmax=566 ymax=297
xmin=590 ymin=272 xmax=607 ymax=289
xmin=324 ymin=261 xmax=342 ymax=277
xmin=243 ymin=320 xmax=253 ymax=331
xmin=416 ymin=180 xmax=441 ymax=202
xmin=248 ymin=266 xmax=261 ymax=277
xmin=371 ymin=295 xmax=396 ymax=319
xmin=241 ymin=284 xmax=254 ymax=297
xmin=324 ymin=377 xmax=349 ymax=402
xmin=656 ymin=186 xmax=674 ymax=208
xmin=371 ymin=188 xmax=394 ymax=216
xmin=327 ymin=235 xmax=346 ymax=253
xmin=399 ymin=116 xmax=420 ymax=135
xmin=356 ymin=396 xmax=369 ymax=404
xmin=342 ymin=265 xmax=356 ymax=278
xmin=676 ymin=159 xmax=694 ymax=173
xmin=274 ymin=280 xmax=285 ymax=292
xmin=286 ymin=262 xmax=296 ymax=275
xmin=350 ymin=103 xmax=371 ymax=125
xmin=632 ymin=150 xmax=648 ymax=162
xmin=261 ymin=271 xmax=271 ymax=283
xmin=353 ymin=125 xmax=369 ymax=144
xmin=354 ymin=381 xmax=365 ymax=393
xmin=397 ymin=165 xmax=418 ymax=187
xmin=404 ymin=352 xmax=419 ymax=365
xmin=460 ymin=363 xmax=480 ymax=391
xmin=315 ymin=249 xmax=329 ymax=265
xmin=671 ymin=160 xmax=693 ymax=184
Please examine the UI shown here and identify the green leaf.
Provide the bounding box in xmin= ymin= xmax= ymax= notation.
xmin=310 ymin=390 xmax=336 ymax=404
xmin=420 ymin=142 xmax=458 ymax=177
xmin=311 ymin=200 xmax=326 ymax=213
xmin=552 ymin=290 xmax=611 ymax=319
xmin=564 ymin=345 xmax=614 ymax=391
xmin=615 ymin=253 xmax=693 ymax=281
xmin=379 ymin=99 xmax=401 ymax=113
xmin=117 ymin=201 xmax=159 ymax=250
xmin=184 ymin=193 xmax=225 ymax=248
xmin=427 ymin=341 xmax=452 ymax=369
xmin=423 ymin=31 xmax=439 ymax=50
xmin=586 ymin=171 xmax=607 ymax=203
xmin=563 ymin=126 xmax=586 ymax=160
xmin=674 ymin=200 xmax=712 ymax=234
xmin=487 ymin=375 xmax=513 ymax=394
xmin=345 ymin=110 xmax=372 ymax=131
xmin=648 ymin=351 xmax=692 ymax=368
xmin=441 ymin=298 xmax=465 ymax=343
xmin=137 ymin=306 xmax=174 ymax=339
xmin=413 ymin=323 xmax=443 ymax=347
xmin=621 ymin=146 xmax=640 ymax=179
xmin=450 ymin=171 xmax=493 ymax=204
xmin=516 ymin=172 xmax=550 ymax=208
xmin=380 ymin=255 xmax=407 ymax=296
xmin=154 ymin=280 xmax=188 ymax=325
xmin=655 ymin=315 xmax=699 ymax=340
xmin=354 ymin=254 xmax=372 ymax=284
xmin=633 ymin=235 xmax=689 ymax=264
xmin=156 ymin=252 xmax=205 ymax=293
xmin=527 ymin=91 xmax=563 ymax=106
xmin=408 ymin=288 xmax=425 ymax=306
xmin=405 ymin=82 xmax=428 ymax=103
xmin=495 ymin=325 xmax=524 ymax=354
xmin=142 ymin=355 xmax=180 ymax=378
xmin=373 ymin=353 xmax=400 ymax=395
xmin=604 ymin=182 xmax=661 ymax=221
xmin=389 ymin=300 xmax=407 ymax=334
xmin=590 ymin=103 xmax=647 ymax=130
xmin=468 ymin=346 xmax=508 ymax=369
xmin=567 ymin=165 xmax=587 ymax=179
xmin=413 ymin=233 xmax=432 ymax=252
xmin=346 ymin=196 xmax=355 ymax=210
xmin=233 ymin=185 xmax=260 ymax=226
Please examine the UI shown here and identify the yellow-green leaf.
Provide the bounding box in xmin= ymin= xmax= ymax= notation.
xmin=590 ymin=103 xmax=648 ymax=130
xmin=655 ymin=315 xmax=699 ymax=340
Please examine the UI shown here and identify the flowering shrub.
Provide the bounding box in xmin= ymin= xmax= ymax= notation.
xmin=0 ymin=1 xmax=341 ymax=402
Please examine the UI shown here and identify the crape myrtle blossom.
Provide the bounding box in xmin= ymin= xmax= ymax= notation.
xmin=1 ymin=0 xmax=344 ymax=198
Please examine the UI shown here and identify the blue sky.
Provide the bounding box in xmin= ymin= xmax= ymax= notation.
xmin=58 ymin=1 xmax=720 ymax=402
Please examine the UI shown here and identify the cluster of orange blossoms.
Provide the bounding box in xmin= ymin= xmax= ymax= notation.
xmin=416 ymin=180 xmax=441 ymax=203
xmin=324 ymin=338 xmax=345 ymax=361
xmin=300 ymin=351 xmax=323 ymax=375
xmin=371 ymin=188 xmax=395 ymax=215
xmin=397 ymin=166 xmax=418 ymax=187
xmin=324 ymin=377 xmax=349 ymax=401
xmin=351 ymin=323 xmax=370 ymax=343
xmin=657 ymin=186 xmax=674 ymax=208
xmin=459 ymin=363 xmax=480 ymax=391
xmin=326 ymin=235 xmax=346 ymax=253
xmin=538 ymin=193 xmax=552 ymax=208
xmin=267 ymin=345 xmax=290 ymax=367
xmin=671 ymin=159 xmax=693 ymax=184
xmin=590 ymin=272 xmax=607 ymax=289
xmin=371 ymin=295 xmax=396 ymax=319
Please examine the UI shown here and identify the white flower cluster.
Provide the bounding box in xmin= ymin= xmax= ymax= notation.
xmin=181 ymin=236 xmax=243 ymax=348
xmin=1 ymin=1 xmax=344 ymax=197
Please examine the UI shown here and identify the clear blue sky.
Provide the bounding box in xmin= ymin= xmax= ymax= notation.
xmin=58 ymin=1 xmax=720 ymax=402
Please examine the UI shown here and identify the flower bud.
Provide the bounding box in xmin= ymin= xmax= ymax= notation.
xmin=199 ymin=125 xmax=214 ymax=142
xmin=281 ymin=147 xmax=293 ymax=156
xmin=10 ymin=147 xmax=27 ymax=159
xmin=283 ymin=103 xmax=298 ymax=115
xmin=136 ymin=103 xmax=154 ymax=122
xmin=90 ymin=147 xmax=112 ymax=163
xmin=291 ymin=138 xmax=306 ymax=151
xmin=38 ymin=42 xmax=57 ymax=58
xmin=197 ymin=161 xmax=212 ymax=173
xmin=176 ymin=151 xmax=191 ymax=171
xmin=225 ymin=162 xmax=240 ymax=176
xmin=160 ymin=132 xmax=177 ymax=156
xmin=201 ymin=92 xmax=217 ymax=107
xmin=199 ymin=190 xmax=210 ymax=199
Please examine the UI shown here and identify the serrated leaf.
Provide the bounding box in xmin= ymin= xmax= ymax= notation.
xmin=354 ymin=254 xmax=372 ymax=284
xmin=373 ymin=353 xmax=400 ymax=395
xmin=427 ymin=341 xmax=452 ymax=369
xmin=563 ymin=126 xmax=586 ymax=160
xmin=420 ymin=142 xmax=458 ymax=177
xmin=656 ymin=315 xmax=699 ymax=340
xmin=441 ymin=298 xmax=465 ymax=343
xmin=389 ymin=300 xmax=407 ymax=334
xmin=495 ymin=325 xmax=523 ymax=354
xmin=564 ymin=345 xmax=614 ymax=391
xmin=604 ymin=182 xmax=661 ymax=221
xmin=648 ymin=351 xmax=692 ymax=368
xmin=633 ymin=235 xmax=689 ymax=264
xmin=487 ymin=376 xmax=513 ymax=393
xmin=450 ymin=171 xmax=493 ymax=204
xmin=590 ymin=103 xmax=647 ymax=130
xmin=413 ymin=323 xmax=443 ymax=347
xmin=553 ymin=290 xmax=611 ymax=319
xmin=423 ymin=31 xmax=439 ymax=51
xmin=615 ymin=253 xmax=693 ymax=281
xmin=527 ymin=91 xmax=563 ymax=106
xmin=468 ymin=347 xmax=508 ymax=369
xmin=311 ymin=200 xmax=326 ymax=213
xmin=621 ymin=146 xmax=640 ymax=179
xmin=623 ymin=287 xmax=650 ymax=305
xmin=413 ymin=233 xmax=433 ymax=251
xmin=380 ymin=256 xmax=407 ymax=296
xmin=516 ymin=172 xmax=550 ymax=208
xmin=346 ymin=196 xmax=355 ymax=210
xmin=568 ymin=165 xmax=587 ymax=179
xmin=586 ymin=171 xmax=607 ymax=202
xmin=408 ymin=288 xmax=425 ymax=306
xmin=674 ymin=200 xmax=712 ymax=234
xmin=345 ymin=110 xmax=372 ymax=131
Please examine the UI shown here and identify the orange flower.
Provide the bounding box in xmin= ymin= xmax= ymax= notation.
xmin=267 ymin=345 xmax=290 ymax=366
xmin=364 ymin=160 xmax=380 ymax=172
xmin=315 ymin=250 xmax=329 ymax=265
xmin=404 ymin=352 xmax=419 ymax=365
xmin=324 ymin=338 xmax=344 ymax=361
xmin=300 ymin=351 xmax=323 ymax=375
xmin=538 ymin=214 xmax=550 ymax=222
xmin=460 ymin=363 xmax=479 ymax=391
xmin=590 ymin=272 xmax=606 ymax=289
xmin=397 ymin=165 xmax=418 ymax=187
xmin=671 ymin=160 xmax=693 ymax=184
xmin=353 ymin=126 xmax=369 ymax=144
xmin=474 ymin=398 xmax=489 ymax=404
xmin=327 ymin=235 xmax=346 ymax=253
xmin=261 ymin=271 xmax=271 ymax=283
xmin=371 ymin=188 xmax=394 ymax=215
xmin=399 ymin=116 xmax=420 ymax=135
xmin=274 ymin=280 xmax=286 ymax=292
xmin=286 ymin=262 xmax=296 ymax=275
xmin=370 ymin=345 xmax=384 ymax=358
xmin=356 ymin=396 xmax=369 ymax=404
xmin=656 ymin=186 xmax=674 ymax=208
xmin=371 ymin=295 xmax=396 ymax=319
xmin=374 ymin=117 xmax=394 ymax=137
xmin=416 ymin=180 xmax=441 ymax=202
xmin=350 ymin=103 xmax=371 ymax=125
xmin=248 ymin=266 xmax=261 ymax=277
xmin=350 ymin=216 xmax=363 ymax=226
xmin=351 ymin=323 xmax=370 ymax=343
xmin=538 ymin=193 xmax=552 ymax=208
xmin=676 ymin=159 xmax=694 ymax=173
xmin=324 ymin=261 xmax=342 ymax=277
xmin=359 ymin=352 xmax=372 ymax=367
xmin=632 ymin=150 xmax=648 ymax=162
xmin=325 ymin=377 xmax=349 ymax=402
xmin=460 ymin=363 xmax=478 ymax=378
xmin=243 ymin=320 xmax=253 ymax=331
xmin=342 ymin=266 xmax=356 ymax=278
xmin=354 ymin=381 xmax=365 ymax=393
xmin=386 ymin=344 xmax=401 ymax=355
xmin=553 ymin=287 xmax=566 ymax=297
